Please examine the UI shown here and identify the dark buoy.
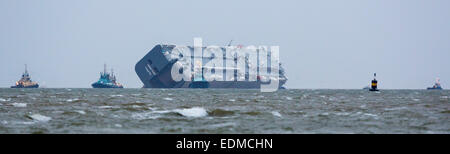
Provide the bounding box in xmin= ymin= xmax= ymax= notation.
xmin=369 ymin=73 xmax=379 ymax=91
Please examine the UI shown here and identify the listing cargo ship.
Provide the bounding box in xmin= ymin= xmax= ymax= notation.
xmin=11 ymin=65 xmax=39 ymax=88
xmin=92 ymin=64 xmax=124 ymax=88
xmin=135 ymin=44 xmax=287 ymax=89
xmin=427 ymin=78 xmax=443 ymax=90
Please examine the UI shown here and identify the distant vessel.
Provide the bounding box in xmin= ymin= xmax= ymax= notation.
xmin=11 ymin=64 xmax=39 ymax=88
xmin=135 ymin=44 xmax=287 ymax=89
xmin=427 ymin=78 xmax=443 ymax=90
xmin=92 ymin=64 xmax=123 ymax=88
xmin=369 ymin=73 xmax=379 ymax=91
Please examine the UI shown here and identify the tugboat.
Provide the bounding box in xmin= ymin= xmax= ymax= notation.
xmin=427 ymin=78 xmax=443 ymax=90
xmin=91 ymin=64 xmax=124 ymax=88
xmin=188 ymin=61 xmax=209 ymax=88
xmin=369 ymin=73 xmax=379 ymax=91
xmin=11 ymin=64 xmax=39 ymax=88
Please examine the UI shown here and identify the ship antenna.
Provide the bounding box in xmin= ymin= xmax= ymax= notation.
xmin=25 ymin=64 xmax=28 ymax=74
xmin=227 ymin=40 xmax=233 ymax=46
xmin=104 ymin=63 xmax=107 ymax=74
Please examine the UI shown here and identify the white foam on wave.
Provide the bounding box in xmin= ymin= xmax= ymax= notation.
xmin=0 ymin=98 xmax=7 ymax=102
xmin=66 ymin=98 xmax=79 ymax=102
xmin=286 ymin=97 xmax=293 ymax=100
xmin=335 ymin=112 xmax=351 ymax=116
xmin=98 ymin=106 xmax=117 ymax=109
xmin=131 ymin=105 xmax=142 ymax=108
xmin=364 ymin=113 xmax=378 ymax=117
xmin=110 ymin=94 xmax=123 ymax=97
xmin=28 ymin=114 xmax=52 ymax=122
xmin=21 ymin=121 xmax=35 ymax=125
xmin=320 ymin=112 xmax=330 ymax=116
xmin=208 ymin=122 xmax=237 ymax=128
xmin=384 ymin=107 xmax=408 ymax=111
xmin=173 ymin=107 xmax=208 ymax=118
xmin=163 ymin=97 xmax=173 ymax=101
xmin=75 ymin=110 xmax=86 ymax=115
xmin=271 ymin=111 xmax=282 ymax=117
xmin=152 ymin=110 xmax=171 ymax=114
xmin=11 ymin=103 xmax=27 ymax=107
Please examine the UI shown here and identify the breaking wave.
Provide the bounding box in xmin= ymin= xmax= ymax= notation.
xmin=271 ymin=111 xmax=282 ymax=117
xmin=110 ymin=95 xmax=123 ymax=97
xmin=173 ymin=107 xmax=208 ymax=117
xmin=163 ymin=98 xmax=173 ymax=101
xmin=11 ymin=103 xmax=27 ymax=107
xmin=75 ymin=110 xmax=86 ymax=115
xmin=66 ymin=98 xmax=84 ymax=103
xmin=26 ymin=114 xmax=52 ymax=122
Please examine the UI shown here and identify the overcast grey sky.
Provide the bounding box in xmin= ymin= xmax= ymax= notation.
xmin=1 ymin=0 xmax=449 ymax=89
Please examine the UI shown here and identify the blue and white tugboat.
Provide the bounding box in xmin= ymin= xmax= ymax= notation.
xmin=92 ymin=64 xmax=124 ymax=88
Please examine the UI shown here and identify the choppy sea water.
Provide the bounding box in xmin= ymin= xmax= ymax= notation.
xmin=0 ymin=88 xmax=449 ymax=134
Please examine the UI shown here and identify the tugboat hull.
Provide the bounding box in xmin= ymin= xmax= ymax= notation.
xmin=10 ymin=84 xmax=39 ymax=88
xmin=427 ymin=87 xmax=442 ymax=90
xmin=92 ymin=83 xmax=123 ymax=88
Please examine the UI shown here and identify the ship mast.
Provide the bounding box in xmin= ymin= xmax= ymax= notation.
xmin=111 ymin=68 xmax=116 ymax=83
xmin=23 ymin=64 xmax=30 ymax=78
xmin=104 ymin=63 xmax=107 ymax=75
xmin=227 ymin=40 xmax=233 ymax=46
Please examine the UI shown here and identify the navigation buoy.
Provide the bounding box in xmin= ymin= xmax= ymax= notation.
xmin=369 ymin=73 xmax=379 ymax=91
